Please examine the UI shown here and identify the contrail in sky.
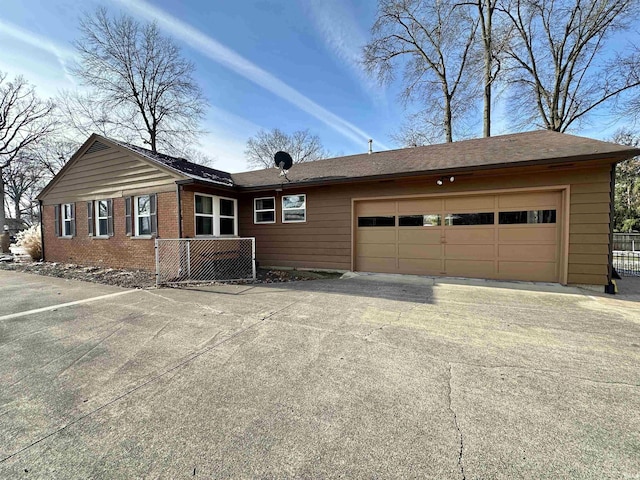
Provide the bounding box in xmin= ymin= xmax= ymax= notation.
xmin=110 ymin=0 xmax=389 ymax=150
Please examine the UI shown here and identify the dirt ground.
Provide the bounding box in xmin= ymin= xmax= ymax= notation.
xmin=0 ymin=260 xmax=341 ymax=289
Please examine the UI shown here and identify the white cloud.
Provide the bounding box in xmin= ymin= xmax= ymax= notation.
xmin=304 ymin=0 xmax=384 ymax=102
xmin=0 ymin=19 xmax=77 ymax=84
xmin=109 ymin=0 xmax=389 ymax=150
xmin=197 ymin=105 xmax=265 ymax=173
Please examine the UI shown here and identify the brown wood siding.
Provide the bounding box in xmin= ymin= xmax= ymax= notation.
xmin=41 ymin=146 xmax=182 ymax=205
xmin=238 ymin=161 xmax=613 ymax=285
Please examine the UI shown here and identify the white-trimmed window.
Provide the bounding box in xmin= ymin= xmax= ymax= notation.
xmin=124 ymin=194 xmax=157 ymax=237
xmin=54 ymin=203 xmax=75 ymax=237
xmin=135 ymin=195 xmax=152 ymax=236
xmin=87 ymin=199 xmax=113 ymax=237
xmin=195 ymin=194 xmax=237 ymax=236
xmin=254 ymin=197 xmax=275 ymax=224
xmin=62 ymin=203 xmax=74 ymax=236
xmin=96 ymin=200 xmax=109 ymax=235
xmin=282 ymin=194 xmax=306 ymax=223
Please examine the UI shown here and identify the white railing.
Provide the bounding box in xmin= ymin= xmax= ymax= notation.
xmin=155 ymin=238 xmax=256 ymax=287
xmin=613 ymin=233 xmax=640 ymax=252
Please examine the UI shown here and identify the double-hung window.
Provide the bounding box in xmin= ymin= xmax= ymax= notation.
xmin=55 ymin=203 xmax=75 ymax=237
xmin=87 ymin=199 xmax=113 ymax=237
xmin=254 ymin=197 xmax=276 ymax=224
xmin=124 ymin=194 xmax=157 ymax=237
xmin=136 ymin=195 xmax=152 ymax=236
xmin=282 ymin=194 xmax=306 ymax=223
xmin=62 ymin=203 xmax=74 ymax=236
xmin=96 ymin=200 xmax=109 ymax=235
xmin=195 ymin=194 xmax=237 ymax=236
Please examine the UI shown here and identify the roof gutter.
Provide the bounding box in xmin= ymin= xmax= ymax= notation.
xmin=175 ymin=178 xmax=236 ymax=189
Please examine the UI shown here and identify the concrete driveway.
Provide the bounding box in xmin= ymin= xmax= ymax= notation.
xmin=0 ymin=270 xmax=638 ymax=479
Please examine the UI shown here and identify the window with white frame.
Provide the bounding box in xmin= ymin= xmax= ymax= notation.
xmin=282 ymin=194 xmax=306 ymax=223
xmin=254 ymin=197 xmax=275 ymax=224
xmin=61 ymin=203 xmax=74 ymax=236
xmin=95 ymin=200 xmax=109 ymax=236
xmin=135 ymin=195 xmax=152 ymax=236
xmin=195 ymin=194 xmax=237 ymax=236
xmin=219 ymin=198 xmax=236 ymax=235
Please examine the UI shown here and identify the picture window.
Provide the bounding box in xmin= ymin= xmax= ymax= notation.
xmin=282 ymin=194 xmax=306 ymax=223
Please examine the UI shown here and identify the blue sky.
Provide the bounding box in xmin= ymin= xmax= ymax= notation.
xmin=0 ymin=0 xmax=636 ymax=173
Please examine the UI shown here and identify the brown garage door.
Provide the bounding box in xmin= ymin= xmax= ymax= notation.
xmin=355 ymin=191 xmax=562 ymax=282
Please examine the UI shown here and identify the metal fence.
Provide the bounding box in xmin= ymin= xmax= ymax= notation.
xmin=613 ymin=251 xmax=640 ymax=277
xmin=613 ymin=233 xmax=640 ymax=252
xmin=155 ymin=238 xmax=256 ymax=287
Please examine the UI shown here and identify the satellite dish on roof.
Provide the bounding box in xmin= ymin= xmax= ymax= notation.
xmin=274 ymin=151 xmax=293 ymax=172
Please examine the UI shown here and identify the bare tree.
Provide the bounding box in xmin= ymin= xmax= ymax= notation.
xmin=32 ymin=137 xmax=79 ymax=177
xmin=364 ymin=0 xmax=479 ymax=143
xmin=245 ymin=128 xmax=329 ymax=170
xmin=499 ymin=0 xmax=640 ymax=132
xmin=56 ymin=90 xmax=138 ymax=145
xmin=0 ymin=72 xmax=56 ymax=234
xmin=465 ymin=0 xmax=512 ymax=137
xmin=70 ymin=8 xmax=206 ymax=154
xmin=2 ymin=154 xmax=43 ymax=221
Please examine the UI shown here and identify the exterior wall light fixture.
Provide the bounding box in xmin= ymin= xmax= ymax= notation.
xmin=436 ymin=176 xmax=455 ymax=186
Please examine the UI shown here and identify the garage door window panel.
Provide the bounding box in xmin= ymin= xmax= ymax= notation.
xmin=358 ymin=216 xmax=395 ymax=227
xmin=499 ymin=210 xmax=556 ymax=224
xmin=399 ymin=214 xmax=441 ymax=227
xmin=445 ymin=212 xmax=494 ymax=226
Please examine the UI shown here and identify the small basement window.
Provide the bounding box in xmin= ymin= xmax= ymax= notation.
xmin=499 ymin=210 xmax=556 ymax=224
xmin=358 ymin=216 xmax=395 ymax=227
xmin=445 ymin=212 xmax=494 ymax=226
xmin=254 ymin=197 xmax=276 ymax=224
xmin=282 ymin=194 xmax=306 ymax=223
xmin=399 ymin=214 xmax=441 ymax=227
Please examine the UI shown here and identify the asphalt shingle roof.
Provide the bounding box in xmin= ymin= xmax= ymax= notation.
xmin=112 ymin=140 xmax=234 ymax=186
xmin=230 ymin=130 xmax=640 ymax=189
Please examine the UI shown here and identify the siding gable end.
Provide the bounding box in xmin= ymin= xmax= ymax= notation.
xmin=39 ymin=135 xmax=186 ymax=205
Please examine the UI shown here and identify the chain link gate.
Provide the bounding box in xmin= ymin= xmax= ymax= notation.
xmin=155 ymin=238 xmax=256 ymax=287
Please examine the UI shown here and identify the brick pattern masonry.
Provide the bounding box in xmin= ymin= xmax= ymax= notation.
xmin=43 ymin=192 xmax=177 ymax=272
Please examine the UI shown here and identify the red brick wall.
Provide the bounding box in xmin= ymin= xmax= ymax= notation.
xmin=43 ymin=192 xmax=178 ymax=272
xmin=181 ymin=189 xmax=195 ymax=238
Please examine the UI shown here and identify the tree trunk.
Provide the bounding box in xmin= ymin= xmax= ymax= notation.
xmin=0 ymin=167 xmax=6 ymax=235
xmin=14 ymin=196 xmax=21 ymax=220
xmin=444 ymin=94 xmax=453 ymax=143
xmin=482 ymin=2 xmax=492 ymax=137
